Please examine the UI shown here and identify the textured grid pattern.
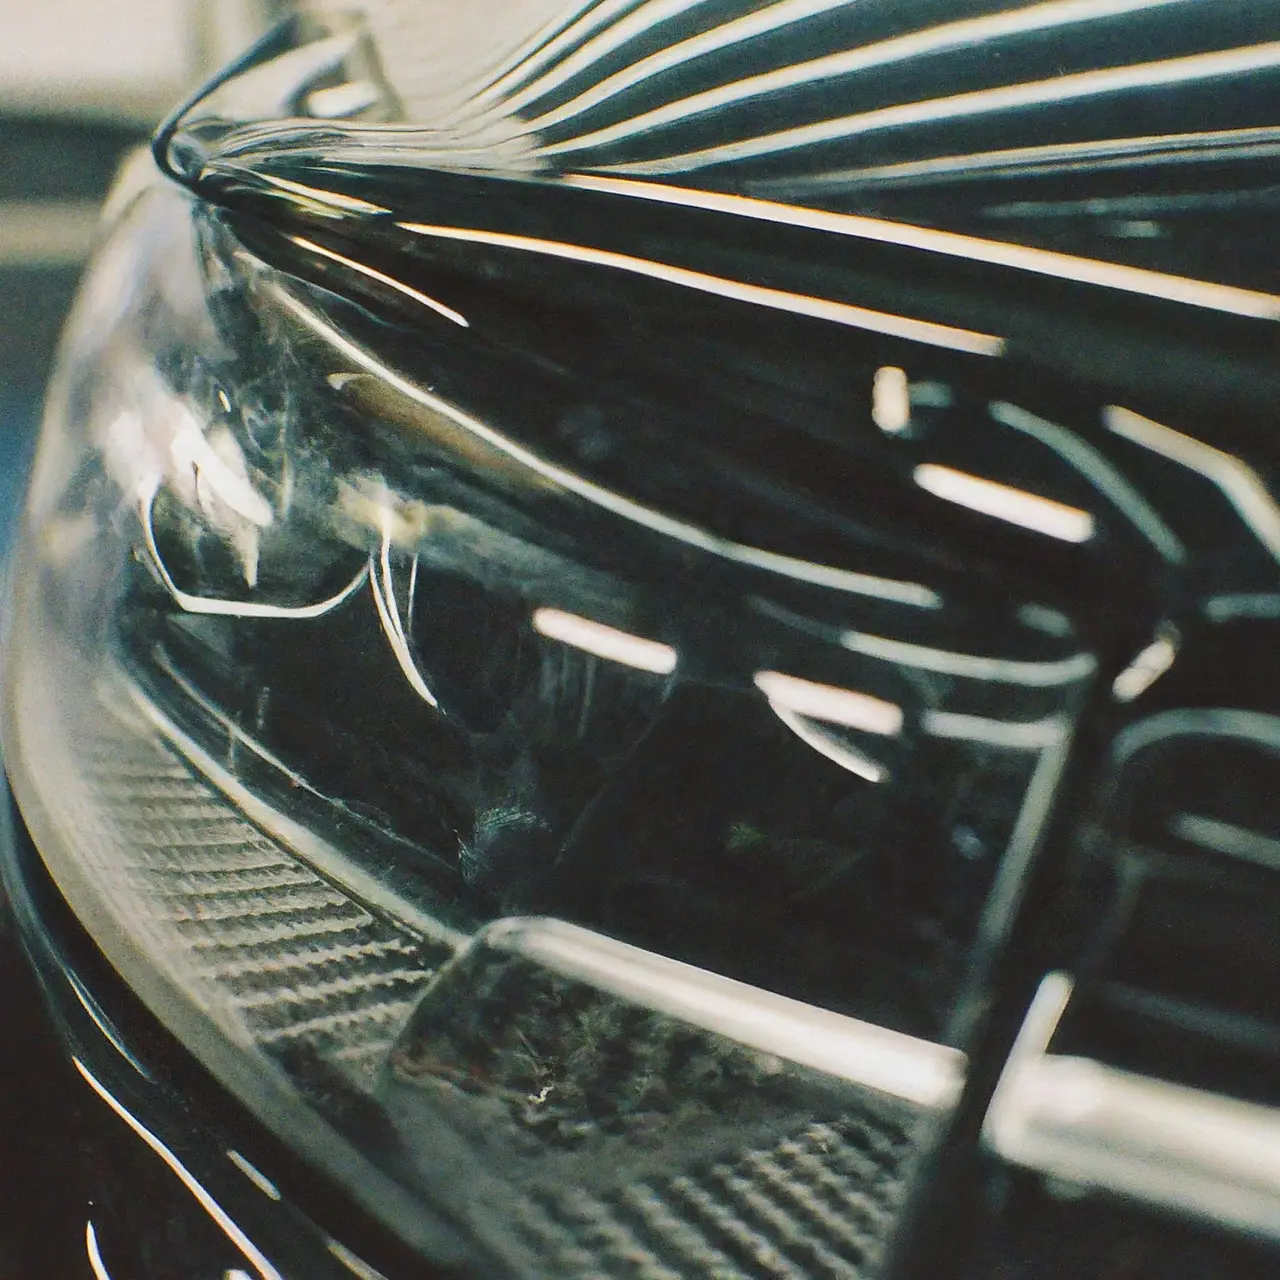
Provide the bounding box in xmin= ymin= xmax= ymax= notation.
xmin=21 ymin=645 xmax=924 ymax=1277
xmin=511 ymin=1115 xmax=913 ymax=1280
xmin=18 ymin=656 xmax=443 ymax=1086
xmin=389 ymin=947 xmax=919 ymax=1279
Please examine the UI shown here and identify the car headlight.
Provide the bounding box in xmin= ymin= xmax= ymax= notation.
xmin=11 ymin=76 xmax=1238 ymax=1274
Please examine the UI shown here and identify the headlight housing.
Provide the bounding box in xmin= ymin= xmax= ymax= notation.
xmin=15 ymin=102 xmax=1270 ymax=1272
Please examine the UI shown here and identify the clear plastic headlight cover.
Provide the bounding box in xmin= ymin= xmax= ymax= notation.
xmin=3 ymin=160 xmax=1131 ymax=1279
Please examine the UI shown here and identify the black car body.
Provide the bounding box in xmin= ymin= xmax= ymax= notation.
xmin=3 ymin=3 xmax=1280 ymax=1276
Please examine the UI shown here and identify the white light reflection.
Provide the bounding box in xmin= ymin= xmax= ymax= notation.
xmin=817 ymin=124 xmax=1280 ymax=188
xmin=1203 ymin=593 xmax=1280 ymax=622
xmin=566 ymin=173 xmax=1280 ymax=322
xmin=519 ymin=0 xmax=885 ymax=131
xmin=271 ymin=285 xmax=943 ymax=607
xmin=532 ymin=607 xmax=677 ymax=673
xmin=840 ymin=629 xmax=1097 ymax=686
xmin=923 ymin=711 xmax=1068 ymax=750
xmin=328 ymin=1239 xmax=392 ymax=1280
xmin=989 ymin=402 xmax=1184 ymax=563
xmin=771 ymin=705 xmax=887 ymax=783
xmin=369 ymin=533 xmax=440 ymax=707
xmin=304 ymin=82 xmax=382 ymax=118
xmin=538 ymin=0 xmax=1190 ymax=156
xmin=227 ymin=1150 xmax=282 ymax=1201
xmin=754 ymin=669 xmax=902 ymax=735
xmin=486 ymin=917 xmax=965 ymax=1109
xmin=915 ymin=463 xmax=1096 ymax=543
xmin=86 ymin=1221 xmax=113 ymax=1280
xmin=65 ymin=968 xmax=150 ymax=1078
xmin=984 ymin=972 xmax=1280 ymax=1244
xmin=72 ymin=1057 xmax=284 ymax=1280
xmin=872 ymin=365 xmax=911 ymax=434
xmin=290 ymin=236 xmax=468 ymax=328
xmin=1170 ymin=813 xmax=1280 ymax=875
xmin=1111 ymin=629 xmax=1178 ymax=702
xmin=1114 ymin=708 xmax=1280 ymax=765
xmin=1105 ymin=405 xmax=1280 ymax=563
xmin=595 ymin=41 xmax=1280 ymax=188
xmin=139 ymin=486 xmax=370 ymax=620
xmin=235 ymin=170 xmax=388 ymax=217
xmin=397 ymin=221 xmax=1003 ymax=356
xmin=167 ymin=415 xmax=274 ymax=531
xmin=455 ymin=0 xmax=678 ymax=120
xmin=487 ymin=0 xmax=711 ymax=118
xmin=953 ymin=740 xmax=1073 ymax=1042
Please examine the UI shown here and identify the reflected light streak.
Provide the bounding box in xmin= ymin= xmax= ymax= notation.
xmin=772 ymin=705 xmax=886 ymax=782
xmin=328 ymin=1239 xmax=393 ymax=1280
xmin=983 ymin=972 xmax=1280 ymax=1243
xmin=86 ymin=1221 xmax=113 ymax=1280
xmin=458 ymin=0 xmax=685 ymax=118
xmin=872 ymin=365 xmax=911 ymax=434
xmin=814 ymin=124 xmax=1280 ymax=188
xmin=486 ymin=916 xmax=965 ymax=1108
xmin=915 ymin=463 xmax=1096 ymax=543
xmin=397 ymin=220 xmax=1003 ymax=356
xmin=754 ymin=669 xmax=902 ymax=735
xmin=72 ymin=1057 xmax=284 ymax=1280
xmin=567 ymin=176 xmax=1280 ymax=321
xmin=370 ymin=535 xmax=440 ymax=707
xmin=841 ymin=629 xmax=1097 ymax=686
xmin=66 ymin=968 xmax=150 ymax=1078
xmin=1203 ymin=593 xmax=1280 ymax=622
xmin=990 ymin=402 xmax=1184 ymax=563
xmin=227 ymin=1150 xmax=282 ymax=1201
xmin=168 ymin=413 xmax=274 ymax=529
xmin=923 ymin=711 xmax=1068 ymax=750
xmin=272 ymin=285 xmax=944 ymax=607
xmin=1114 ymin=708 xmax=1280 ymax=766
xmin=305 ymin=81 xmax=381 ymax=118
xmin=1170 ymin=813 xmax=1280 ymax=875
xmin=533 ymin=607 xmax=677 ymax=673
xmin=1111 ymin=629 xmax=1177 ymax=702
xmin=237 ymin=170 xmax=387 ymax=216
xmin=597 ymin=41 xmax=1280 ymax=180
xmin=290 ymin=236 xmax=468 ymax=327
xmin=494 ymin=0 xmax=710 ymax=117
xmin=523 ymin=0 xmax=876 ymax=131
xmin=538 ymin=0 xmax=1187 ymax=154
xmin=140 ymin=486 xmax=370 ymax=620
xmin=1105 ymin=406 xmax=1280 ymax=563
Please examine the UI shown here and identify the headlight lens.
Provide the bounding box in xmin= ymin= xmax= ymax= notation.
xmin=4 ymin=161 xmax=1112 ymax=1277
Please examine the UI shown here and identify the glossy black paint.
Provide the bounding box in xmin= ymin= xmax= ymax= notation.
xmin=6 ymin=2 xmax=1280 ymax=1277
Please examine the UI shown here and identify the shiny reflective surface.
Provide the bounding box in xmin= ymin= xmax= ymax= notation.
xmin=4 ymin=2 xmax=1280 ymax=1277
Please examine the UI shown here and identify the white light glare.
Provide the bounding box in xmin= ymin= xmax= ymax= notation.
xmin=754 ymin=669 xmax=903 ymax=735
xmin=872 ymin=365 xmax=911 ymax=434
xmin=1111 ymin=629 xmax=1177 ymax=702
xmin=532 ymin=607 xmax=677 ymax=673
xmin=1106 ymin=404 xmax=1280 ymax=563
xmin=86 ymin=1222 xmax=112 ymax=1280
xmin=915 ymin=463 xmax=1095 ymax=542
xmin=489 ymin=917 xmax=965 ymax=1109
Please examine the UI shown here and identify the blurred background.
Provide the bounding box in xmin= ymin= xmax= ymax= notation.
xmin=0 ymin=0 xmax=277 ymax=555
